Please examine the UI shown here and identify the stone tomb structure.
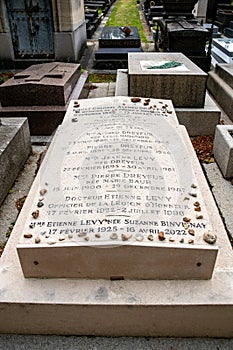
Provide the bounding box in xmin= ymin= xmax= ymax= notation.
xmin=94 ymin=26 xmax=142 ymax=69
xmin=0 ymin=118 xmax=31 ymax=206
xmin=0 ymin=62 xmax=88 ymax=135
xmin=16 ymin=96 xmax=219 ymax=279
xmin=128 ymin=52 xmax=207 ymax=108
xmin=116 ymin=53 xmax=221 ymax=136
xmin=0 ymin=97 xmax=233 ymax=336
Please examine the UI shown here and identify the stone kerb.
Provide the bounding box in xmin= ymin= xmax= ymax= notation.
xmin=16 ymin=97 xmax=218 ymax=279
xmin=214 ymin=125 xmax=233 ymax=179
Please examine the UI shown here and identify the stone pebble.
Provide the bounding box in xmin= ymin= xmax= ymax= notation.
xmin=131 ymin=97 xmax=141 ymax=103
xmin=47 ymin=237 xmax=56 ymax=245
xmin=110 ymin=233 xmax=118 ymax=240
xmin=188 ymin=229 xmax=195 ymax=236
xmin=136 ymin=234 xmax=144 ymax=242
xmin=58 ymin=235 xmax=66 ymax=241
xmin=203 ymin=231 xmax=217 ymax=244
xmin=32 ymin=210 xmax=39 ymax=219
xmin=39 ymin=189 xmax=47 ymax=196
xmin=24 ymin=233 xmax=33 ymax=239
xmin=148 ymin=234 xmax=154 ymax=241
xmin=121 ymin=233 xmax=132 ymax=241
xmin=158 ymin=231 xmax=166 ymax=241
xmin=196 ymin=214 xmax=203 ymax=220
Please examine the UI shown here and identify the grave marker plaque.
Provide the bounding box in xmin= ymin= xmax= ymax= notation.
xmin=17 ymin=97 xmax=218 ymax=279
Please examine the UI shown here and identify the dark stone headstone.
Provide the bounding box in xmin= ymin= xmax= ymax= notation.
xmin=165 ymin=20 xmax=209 ymax=56
xmin=163 ymin=0 xmax=198 ymax=17
xmin=99 ymin=26 xmax=141 ymax=48
xmin=0 ymin=63 xmax=88 ymax=135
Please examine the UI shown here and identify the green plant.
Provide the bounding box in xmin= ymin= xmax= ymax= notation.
xmin=88 ymin=73 xmax=116 ymax=83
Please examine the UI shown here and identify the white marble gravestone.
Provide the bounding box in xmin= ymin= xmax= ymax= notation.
xmin=17 ymin=97 xmax=218 ymax=279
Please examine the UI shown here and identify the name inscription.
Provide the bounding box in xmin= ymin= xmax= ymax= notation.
xmin=21 ymin=97 xmax=212 ymax=246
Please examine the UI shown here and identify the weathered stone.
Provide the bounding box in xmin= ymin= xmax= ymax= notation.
xmin=214 ymin=125 xmax=233 ymax=179
xmin=115 ymin=68 xmax=220 ymax=136
xmin=0 ymin=62 xmax=81 ymax=107
xmin=0 ymin=118 xmax=31 ymax=206
xmin=128 ymin=53 xmax=207 ymax=107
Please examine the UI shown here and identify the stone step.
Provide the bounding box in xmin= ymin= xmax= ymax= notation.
xmin=207 ymin=70 xmax=233 ymax=122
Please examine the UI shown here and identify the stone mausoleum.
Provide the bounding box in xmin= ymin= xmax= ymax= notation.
xmin=0 ymin=0 xmax=86 ymax=64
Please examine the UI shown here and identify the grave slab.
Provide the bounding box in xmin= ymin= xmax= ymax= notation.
xmin=15 ymin=97 xmax=218 ymax=279
xmin=213 ymin=125 xmax=233 ymax=179
xmin=0 ymin=118 xmax=31 ymax=206
xmin=115 ymin=69 xmax=220 ymax=136
xmin=0 ymin=62 xmax=81 ymax=107
xmin=94 ymin=26 xmax=142 ymax=69
xmin=0 ymin=118 xmax=232 ymax=336
xmin=99 ymin=26 xmax=141 ymax=48
xmin=0 ymin=70 xmax=88 ymax=135
xmin=128 ymin=53 xmax=207 ymax=107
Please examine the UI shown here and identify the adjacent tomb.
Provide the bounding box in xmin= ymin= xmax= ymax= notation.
xmin=94 ymin=26 xmax=142 ymax=69
xmin=17 ymin=97 xmax=218 ymax=279
xmin=0 ymin=62 xmax=88 ymax=135
xmin=212 ymin=37 xmax=233 ymax=64
xmin=154 ymin=0 xmax=211 ymax=72
xmin=115 ymin=52 xmax=220 ymax=136
xmin=128 ymin=52 xmax=207 ymax=107
xmin=0 ymin=118 xmax=31 ymax=206
xmin=0 ymin=62 xmax=81 ymax=107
